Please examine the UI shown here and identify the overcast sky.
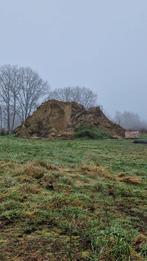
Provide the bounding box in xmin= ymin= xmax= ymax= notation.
xmin=0 ymin=0 xmax=146 ymax=119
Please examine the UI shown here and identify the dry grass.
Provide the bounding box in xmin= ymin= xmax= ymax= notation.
xmin=118 ymin=175 xmax=142 ymax=185
xmin=80 ymin=164 xmax=115 ymax=180
xmin=0 ymin=137 xmax=146 ymax=260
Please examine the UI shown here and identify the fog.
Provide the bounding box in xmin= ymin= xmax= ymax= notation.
xmin=0 ymin=0 xmax=147 ymax=120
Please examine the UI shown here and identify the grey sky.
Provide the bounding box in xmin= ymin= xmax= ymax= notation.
xmin=0 ymin=0 xmax=147 ymax=119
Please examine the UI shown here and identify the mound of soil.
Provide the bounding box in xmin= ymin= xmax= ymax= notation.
xmin=15 ymin=100 xmax=125 ymax=138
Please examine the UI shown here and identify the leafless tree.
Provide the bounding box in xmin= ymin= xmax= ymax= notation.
xmin=0 ymin=65 xmax=20 ymax=133
xmin=0 ymin=65 xmax=49 ymax=132
xmin=0 ymin=105 xmax=2 ymax=129
xmin=114 ymin=111 xmax=147 ymax=130
xmin=17 ymin=67 xmax=49 ymax=122
xmin=48 ymin=86 xmax=97 ymax=108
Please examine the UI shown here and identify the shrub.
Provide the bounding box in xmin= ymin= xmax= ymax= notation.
xmin=74 ymin=126 xmax=111 ymax=139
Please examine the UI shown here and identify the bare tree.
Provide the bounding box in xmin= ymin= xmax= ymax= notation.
xmin=0 ymin=105 xmax=2 ymax=129
xmin=0 ymin=65 xmax=20 ymax=133
xmin=10 ymin=67 xmax=21 ymax=130
xmin=0 ymin=65 xmax=49 ymax=132
xmin=114 ymin=111 xmax=147 ymax=130
xmin=17 ymin=67 xmax=49 ymax=122
xmin=48 ymin=86 xmax=97 ymax=108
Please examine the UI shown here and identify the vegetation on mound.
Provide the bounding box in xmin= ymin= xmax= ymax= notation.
xmin=74 ymin=126 xmax=111 ymax=139
xmin=0 ymin=137 xmax=146 ymax=260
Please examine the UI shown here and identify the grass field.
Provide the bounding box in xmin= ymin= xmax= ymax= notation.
xmin=0 ymin=136 xmax=146 ymax=260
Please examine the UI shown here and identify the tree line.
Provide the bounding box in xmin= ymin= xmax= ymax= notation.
xmin=114 ymin=111 xmax=147 ymax=131
xmin=0 ymin=65 xmax=97 ymax=132
xmin=0 ymin=64 xmax=146 ymax=133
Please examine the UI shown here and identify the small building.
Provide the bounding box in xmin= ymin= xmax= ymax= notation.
xmin=125 ymin=130 xmax=140 ymax=139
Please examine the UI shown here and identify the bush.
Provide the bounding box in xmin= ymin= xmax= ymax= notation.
xmin=74 ymin=126 xmax=111 ymax=139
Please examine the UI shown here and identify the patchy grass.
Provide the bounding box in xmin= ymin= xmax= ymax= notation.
xmin=0 ymin=136 xmax=146 ymax=260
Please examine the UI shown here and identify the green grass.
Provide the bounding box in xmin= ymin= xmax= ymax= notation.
xmin=0 ymin=136 xmax=146 ymax=260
